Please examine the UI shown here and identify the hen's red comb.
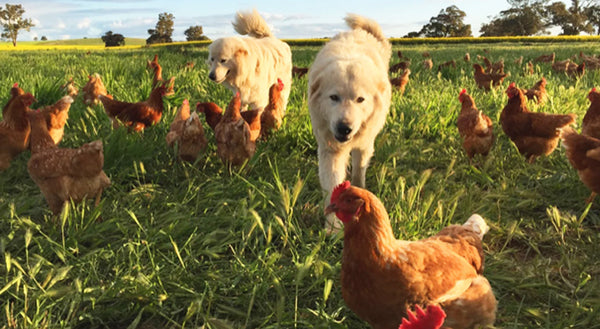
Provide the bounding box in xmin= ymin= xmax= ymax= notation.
xmin=183 ymin=99 xmax=189 ymax=106
xmin=277 ymin=78 xmax=284 ymax=91
xmin=459 ymin=88 xmax=467 ymax=96
xmin=506 ymin=82 xmax=517 ymax=96
xmin=12 ymin=83 xmax=18 ymax=88
xmin=592 ymin=87 xmax=597 ymax=93
xmin=399 ymin=305 xmax=446 ymax=329
xmin=331 ymin=181 xmax=351 ymax=203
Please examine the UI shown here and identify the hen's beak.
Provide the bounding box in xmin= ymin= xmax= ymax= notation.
xmin=324 ymin=203 xmax=337 ymax=216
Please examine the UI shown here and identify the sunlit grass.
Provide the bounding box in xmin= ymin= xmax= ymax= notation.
xmin=0 ymin=42 xmax=599 ymax=328
xmin=0 ymin=38 xmax=147 ymax=51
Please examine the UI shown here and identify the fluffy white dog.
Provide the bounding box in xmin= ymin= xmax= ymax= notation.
xmin=207 ymin=9 xmax=292 ymax=112
xmin=308 ymin=14 xmax=392 ymax=232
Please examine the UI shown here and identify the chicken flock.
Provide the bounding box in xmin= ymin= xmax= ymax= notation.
xmin=2 ymin=47 xmax=600 ymax=329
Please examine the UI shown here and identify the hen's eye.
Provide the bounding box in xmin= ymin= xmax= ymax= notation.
xmin=220 ymin=59 xmax=227 ymax=63
xmin=330 ymin=95 xmax=340 ymax=102
xmin=357 ymin=97 xmax=365 ymax=103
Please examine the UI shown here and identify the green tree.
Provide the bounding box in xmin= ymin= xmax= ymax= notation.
xmin=403 ymin=31 xmax=421 ymax=38
xmin=586 ymin=5 xmax=600 ymax=34
xmin=146 ymin=12 xmax=174 ymax=45
xmin=417 ymin=6 xmax=472 ymax=37
xmin=101 ymin=30 xmax=125 ymax=47
xmin=480 ymin=0 xmax=549 ymax=36
xmin=184 ymin=25 xmax=208 ymax=41
xmin=0 ymin=3 xmax=34 ymax=47
xmin=546 ymin=0 xmax=594 ymax=35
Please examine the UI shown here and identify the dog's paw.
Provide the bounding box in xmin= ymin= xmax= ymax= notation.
xmin=324 ymin=213 xmax=343 ymax=235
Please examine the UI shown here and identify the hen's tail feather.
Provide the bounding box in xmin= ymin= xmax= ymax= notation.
xmin=560 ymin=126 xmax=577 ymax=142
xmin=232 ymin=9 xmax=272 ymax=38
xmin=463 ymin=214 xmax=489 ymax=240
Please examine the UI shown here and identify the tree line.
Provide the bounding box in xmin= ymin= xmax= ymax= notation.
xmin=406 ymin=0 xmax=600 ymax=38
xmin=0 ymin=4 xmax=209 ymax=47
xmin=1 ymin=1 xmax=599 ymax=47
xmin=103 ymin=12 xmax=209 ymax=47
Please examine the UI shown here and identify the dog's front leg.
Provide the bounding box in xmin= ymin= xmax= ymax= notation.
xmin=319 ymin=147 xmax=349 ymax=199
xmin=319 ymin=146 xmax=349 ymax=233
xmin=350 ymin=146 xmax=374 ymax=188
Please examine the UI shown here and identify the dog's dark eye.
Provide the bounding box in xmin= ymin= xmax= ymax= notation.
xmin=220 ymin=59 xmax=227 ymax=63
xmin=330 ymin=95 xmax=340 ymax=102
xmin=356 ymin=97 xmax=365 ymax=103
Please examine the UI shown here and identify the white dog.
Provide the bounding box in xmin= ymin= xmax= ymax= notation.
xmin=207 ymin=9 xmax=292 ymax=112
xmin=308 ymin=14 xmax=392 ymax=232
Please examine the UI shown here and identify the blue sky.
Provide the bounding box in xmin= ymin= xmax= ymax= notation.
xmin=14 ymin=1 xmax=553 ymax=41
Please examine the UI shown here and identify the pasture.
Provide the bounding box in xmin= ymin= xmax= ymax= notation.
xmin=0 ymin=41 xmax=599 ymax=328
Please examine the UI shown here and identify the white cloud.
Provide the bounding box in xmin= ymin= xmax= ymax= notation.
xmin=57 ymin=20 xmax=66 ymax=29
xmin=31 ymin=18 xmax=41 ymax=28
xmin=77 ymin=18 xmax=92 ymax=29
xmin=87 ymin=27 xmax=102 ymax=37
xmin=60 ymin=34 xmax=70 ymax=40
xmin=111 ymin=20 xmax=123 ymax=28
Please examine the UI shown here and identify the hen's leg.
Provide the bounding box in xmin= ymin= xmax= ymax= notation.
xmin=46 ymin=194 xmax=66 ymax=216
xmin=586 ymin=192 xmax=597 ymax=204
xmin=0 ymin=154 xmax=11 ymax=171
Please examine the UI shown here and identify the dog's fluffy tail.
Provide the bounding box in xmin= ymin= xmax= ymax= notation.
xmin=233 ymin=9 xmax=272 ymax=38
xmin=345 ymin=14 xmax=388 ymax=45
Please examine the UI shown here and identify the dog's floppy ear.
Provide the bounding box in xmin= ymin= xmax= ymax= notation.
xmin=377 ymin=80 xmax=389 ymax=93
xmin=308 ymin=73 xmax=321 ymax=99
xmin=235 ymin=47 xmax=249 ymax=57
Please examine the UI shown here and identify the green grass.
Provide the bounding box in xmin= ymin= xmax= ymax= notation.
xmin=4 ymin=38 xmax=147 ymax=46
xmin=0 ymin=42 xmax=599 ymax=329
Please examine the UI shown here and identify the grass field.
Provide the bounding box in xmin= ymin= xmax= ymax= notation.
xmin=0 ymin=38 xmax=147 ymax=51
xmin=0 ymin=41 xmax=599 ymax=329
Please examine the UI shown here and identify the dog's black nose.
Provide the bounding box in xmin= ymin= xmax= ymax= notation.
xmin=208 ymin=72 xmax=216 ymax=81
xmin=336 ymin=122 xmax=352 ymax=136
xmin=334 ymin=122 xmax=352 ymax=142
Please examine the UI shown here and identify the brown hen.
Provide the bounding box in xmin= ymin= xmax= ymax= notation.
xmin=390 ymin=69 xmax=411 ymax=95
xmin=60 ymin=77 xmax=79 ymax=97
xmin=166 ymin=99 xmax=207 ymax=162
xmin=82 ymin=73 xmax=107 ymax=106
xmin=326 ymin=181 xmax=496 ymax=329
xmin=534 ymin=52 xmax=555 ymax=63
xmin=35 ymin=95 xmax=73 ymax=146
xmin=0 ymin=92 xmax=34 ymax=170
xmin=292 ymin=66 xmax=309 ymax=78
xmin=98 ymin=80 xmax=171 ymax=132
xmin=214 ymin=92 xmax=258 ymax=166
xmin=582 ymin=88 xmax=600 ymax=139
xmin=561 ymin=127 xmax=600 ymax=203
xmin=197 ymin=100 xmax=262 ymax=141
xmin=389 ymin=61 xmax=410 ymax=74
xmin=521 ymin=77 xmax=547 ymax=105
xmin=500 ymin=82 xmax=576 ymax=163
xmin=2 ymin=82 xmax=25 ymax=116
xmin=27 ymin=109 xmax=110 ymax=215
xmin=260 ymin=78 xmax=285 ymax=138
xmin=457 ymin=89 xmax=494 ymax=161
xmin=473 ymin=64 xmax=506 ymax=91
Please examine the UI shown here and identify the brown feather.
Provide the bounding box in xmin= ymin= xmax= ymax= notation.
xmin=331 ymin=185 xmax=496 ymax=329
